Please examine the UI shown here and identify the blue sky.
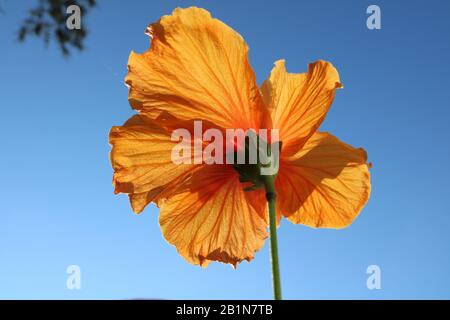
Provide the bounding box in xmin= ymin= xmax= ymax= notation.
xmin=1 ymin=0 xmax=450 ymax=299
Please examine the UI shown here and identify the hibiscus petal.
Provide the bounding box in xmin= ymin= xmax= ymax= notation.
xmin=261 ymin=60 xmax=342 ymax=156
xmin=276 ymin=132 xmax=371 ymax=229
xmin=159 ymin=165 xmax=268 ymax=267
xmin=126 ymin=7 xmax=267 ymax=131
xmin=109 ymin=114 xmax=200 ymax=213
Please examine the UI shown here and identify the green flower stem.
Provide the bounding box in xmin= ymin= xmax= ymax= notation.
xmin=264 ymin=177 xmax=282 ymax=300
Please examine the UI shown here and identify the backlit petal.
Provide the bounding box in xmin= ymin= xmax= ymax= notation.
xmin=126 ymin=7 xmax=267 ymax=131
xmin=261 ymin=60 xmax=342 ymax=156
xmin=276 ymin=132 xmax=371 ymax=229
xmin=159 ymin=165 xmax=268 ymax=267
xmin=109 ymin=115 xmax=200 ymax=213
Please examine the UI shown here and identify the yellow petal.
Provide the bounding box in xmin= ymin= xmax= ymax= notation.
xmin=109 ymin=114 xmax=200 ymax=213
xmin=159 ymin=165 xmax=268 ymax=267
xmin=126 ymin=7 xmax=267 ymax=131
xmin=276 ymin=132 xmax=371 ymax=229
xmin=261 ymin=60 xmax=342 ymax=156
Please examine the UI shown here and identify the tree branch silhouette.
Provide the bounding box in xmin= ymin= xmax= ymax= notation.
xmin=16 ymin=0 xmax=96 ymax=56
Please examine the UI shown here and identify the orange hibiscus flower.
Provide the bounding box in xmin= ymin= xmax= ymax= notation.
xmin=109 ymin=6 xmax=371 ymax=291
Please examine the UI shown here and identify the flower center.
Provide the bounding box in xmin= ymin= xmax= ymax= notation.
xmin=230 ymin=134 xmax=281 ymax=192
